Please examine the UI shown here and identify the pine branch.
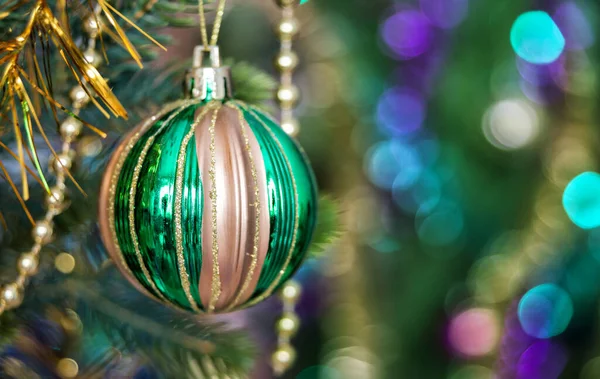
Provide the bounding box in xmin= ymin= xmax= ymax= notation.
xmin=307 ymin=196 xmax=344 ymax=258
xmin=70 ymin=269 xmax=256 ymax=378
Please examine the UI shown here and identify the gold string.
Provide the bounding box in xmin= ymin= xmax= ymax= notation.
xmin=198 ymin=0 xmax=228 ymax=50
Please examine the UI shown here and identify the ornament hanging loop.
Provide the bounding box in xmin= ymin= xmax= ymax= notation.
xmin=185 ymin=45 xmax=233 ymax=101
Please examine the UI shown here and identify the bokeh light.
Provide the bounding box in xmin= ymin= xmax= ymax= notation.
xmin=448 ymin=308 xmax=500 ymax=357
xmin=562 ymin=172 xmax=600 ymax=229
xmin=517 ymin=284 xmax=573 ymax=339
xmin=553 ymin=2 xmax=594 ymax=51
xmin=382 ymin=10 xmax=433 ymax=59
xmin=482 ymin=99 xmax=540 ymax=150
xmin=393 ymin=171 xmax=441 ymax=213
xmin=510 ymin=11 xmax=565 ymax=64
xmin=377 ymin=87 xmax=426 ymax=136
xmin=419 ymin=0 xmax=469 ymax=29
xmin=365 ymin=140 xmax=422 ymax=190
xmin=416 ymin=200 xmax=464 ymax=246
xmin=581 ymin=357 xmax=600 ymax=379
xmin=517 ymin=340 xmax=568 ymax=379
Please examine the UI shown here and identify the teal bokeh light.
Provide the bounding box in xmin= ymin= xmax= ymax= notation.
xmin=518 ymin=284 xmax=573 ymax=339
xmin=510 ymin=11 xmax=565 ymax=64
xmin=563 ymin=172 xmax=600 ymax=229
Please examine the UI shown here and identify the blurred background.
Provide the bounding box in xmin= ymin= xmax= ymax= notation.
xmin=2 ymin=0 xmax=600 ymax=378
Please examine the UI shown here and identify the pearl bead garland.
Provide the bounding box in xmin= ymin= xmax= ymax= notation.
xmin=271 ymin=1 xmax=303 ymax=375
xmin=0 ymin=13 xmax=101 ymax=315
xmin=276 ymin=0 xmax=302 ymax=138
xmin=272 ymin=280 xmax=302 ymax=375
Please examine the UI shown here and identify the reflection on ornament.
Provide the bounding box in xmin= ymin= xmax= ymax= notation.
xmin=99 ymin=50 xmax=317 ymax=312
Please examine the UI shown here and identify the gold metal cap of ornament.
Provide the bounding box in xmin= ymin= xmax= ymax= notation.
xmin=185 ymin=45 xmax=233 ymax=101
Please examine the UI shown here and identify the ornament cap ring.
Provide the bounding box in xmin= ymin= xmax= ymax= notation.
xmin=185 ymin=45 xmax=233 ymax=101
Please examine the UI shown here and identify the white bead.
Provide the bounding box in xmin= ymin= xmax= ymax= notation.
xmin=281 ymin=119 xmax=300 ymax=137
xmin=279 ymin=17 xmax=299 ymax=39
xmin=60 ymin=117 xmax=83 ymax=140
xmin=1 ymin=283 xmax=23 ymax=310
xmin=18 ymin=253 xmax=39 ymax=275
xmin=276 ymin=51 xmax=299 ymax=72
xmin=70 ymin=86 xmax=90 ymax=107
xmin=50 ymin=152 xmax=74 ymax=174
xmin=83 ymin=49 xmax=102 ymax=67
xmin=277 ymin=84 xmax=300 ymax=108
xmin=272 ymin=344 xmax=296 ymax=373
xmin=281 ymin=280 xmax=302 ymax=302
xmin=277 ymin=312 xmax=300 ymax=337
xmin=84 ymin=16 xmax=100 ymax=37
xmin=45 ymin=186 xmax=68 ymax=213
xmin=32 ymin=220 xmax=53 ymax=244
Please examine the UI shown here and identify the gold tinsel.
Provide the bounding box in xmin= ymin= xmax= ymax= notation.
xmin=0 ymin=0 xmax=165 ymax=223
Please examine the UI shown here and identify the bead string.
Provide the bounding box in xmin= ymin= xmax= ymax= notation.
xmin=275 ymin=0 xmax=301 ymax=137
xmin=0 ymin=13 xmax=102 ymax=315
xmin=272 ymin=0 xmax=303 ymax=375
xmin=272 ymin=280 xmax=302 ymax=375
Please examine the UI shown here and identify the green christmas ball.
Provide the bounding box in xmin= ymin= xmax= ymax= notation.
xmin=99 ymin=99 xmax=317 ymax=313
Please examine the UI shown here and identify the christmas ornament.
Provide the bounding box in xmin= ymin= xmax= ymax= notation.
xmin=98 ymin=0 xmax=317 ymax=313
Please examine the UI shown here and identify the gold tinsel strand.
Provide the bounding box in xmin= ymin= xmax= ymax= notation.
xmin=0 ymin=0 xmax=163 ymax=220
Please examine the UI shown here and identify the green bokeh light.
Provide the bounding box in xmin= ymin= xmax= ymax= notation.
xmin=510 ymin=11 xmax=565 ymax=64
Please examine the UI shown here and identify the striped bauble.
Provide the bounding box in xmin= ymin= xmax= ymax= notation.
xmin=98 ymin=99 xmax=317 ymax=313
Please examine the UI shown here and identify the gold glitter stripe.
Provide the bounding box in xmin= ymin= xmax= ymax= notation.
xmin=174 ymin=105 xmax=213 ymax=313
xmin=127 ymin=104 xmax=194 ymax=303
xmin=243 ymin=103 xmax=299 ymax=307
xmin=225 ymin=103 xmax=261 ymax=311
xmin=108 ymin=100 xmax=192 ymax=303
xmin=207 ymin=104 xmax=222 ymax=312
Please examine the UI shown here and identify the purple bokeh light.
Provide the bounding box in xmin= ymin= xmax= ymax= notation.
xmin=554 ymin=2 xmax=594 ymax=51
xmin=382 ymin=10 xmax=434 ymax=59
xmin=517 ymin=341 xmax=568 ymax=379
xmin=377 ymin=87 xmax=426 ymax=136
xmin=419 ymin=0 xmax=469 ymax=29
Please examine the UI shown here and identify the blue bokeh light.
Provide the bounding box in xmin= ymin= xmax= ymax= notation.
xmin=377 ymin=87 xmax=426 ymax=136
xmin=518 ymin=284 xmax=573 ymax=339
xmin=562 ymin=172 xmax=600 ymax=229
xmin=510 ymin=11 xmax=565 ymax=64
xmin=366 ymin=140 xmax=423 ymax=190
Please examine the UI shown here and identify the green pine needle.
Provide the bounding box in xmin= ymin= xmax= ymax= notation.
xmin=308 ymin=196 xmax=344 ymax=258
xmin=228 ymin=60 xmax=278 ymax=108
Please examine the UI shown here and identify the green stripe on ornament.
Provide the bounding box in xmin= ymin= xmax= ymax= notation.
xmin=251 ymin=107 xmax=318 ymax=286
xmin=135 ymin=104 xmax=203 ymax=311
xmin=181 ymin=123 xmax=204 ymax=310
xmin=237 ymin=104 xmax=297 ymax=299
xmin=114 ymin=111 xmax=172 ymax=300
